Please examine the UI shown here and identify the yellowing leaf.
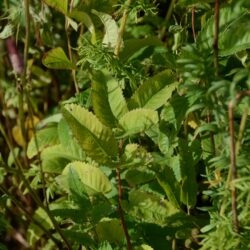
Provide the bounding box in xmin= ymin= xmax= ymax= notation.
xmin=12 ymin=116 xmax=40 ymax=146
xmin=119 ymin=108 xmax=159 ymax=136
xmin=43 ymin=0 xmax=68 ymax=14
xmin=63 ymin=161 xmax=112 ymax=194
xmin=187 ymin=113 xmax=199 ymax=129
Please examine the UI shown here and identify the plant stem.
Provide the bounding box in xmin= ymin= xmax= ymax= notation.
xmin=227 ymin=90 xmax=250 ymax=232
xmin=0 ymin=185 xmax=61 ymax=248
xmin=17 ymin=0 xmax=31 ymax=164
xmin=65 ymin=0 xmax=79 ymax=94
xmin=4 ymin=0 xmax=9 ymax=8
xmin=0 ymin=123 xmax=72 ymax=249
xmin=27 ymin=96 xmax=48 ymax=208
xmin=228 ymin=101 xmax=239 ymax=233
xmin=207 ymin=112 xmax=215 ymax=156
xmin=236 ymin=106 xmax=248 ymax=155
xmin=213 ymin=0 xmax=219 ymax=76
xmin=117 ymin=140 xmax=132 ymax=250
xmin=159 ymin=0 xmax=176 ymax=40
xmin=191 ymin=6 xmax=196 ymax=42
xmin=114 ymin=0 xmax=132 ymax=56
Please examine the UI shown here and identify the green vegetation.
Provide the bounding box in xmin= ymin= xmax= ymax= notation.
xmin=1 ymin=0 xmax=250 ymax=249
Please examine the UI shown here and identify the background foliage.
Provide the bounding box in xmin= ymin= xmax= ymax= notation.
xmin=1 ymin=0 xmax=250 ymax=249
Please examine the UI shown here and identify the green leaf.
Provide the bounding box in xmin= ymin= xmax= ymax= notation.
xmin=69 ymin=10 xmax=96 ymax=44
xmin=0 ymin=24 xmax=13 ymax=39
xmin=96 ymin=218 xmax=124 ymax=243
xmin=198 ymin=5 xmax=250 ymax=56
xmin=119 ymin=109 xmax=158 ymax=136
xmin=178 ymin=139 xmax=197 ymax=207
xmin=42 ymin=0 xmax=68 ymax=14
xmin=91 ymin=70 xmax=118 ymax=127
xmin=157 ymin=166 xmax=181 ymax=209
xmin=27 ymin=126 xmax=59 ymax=159
xmin=63 ymin=161 xmax=112 ymax=194
xmin=128 ymin=190 xmax=179 ymax=226
xmin=137 ymin=244 xmax=154 ymax=250
xmin=161 ymin=94 xmax=189 ymax=132
xmin=219 ymin=14 xmax=250 ymax=56
xmin=27 ymin=207 xmax=53 ymax=246
xmin=41 ymin=143 xmax=85 ymax=173
xmin=120 ymin=37 xmax=163 ymax=62
xmin=92 ymin=10 xmax=119 ymax=48
xmin=58 ymin=166 xmax=92 ymax=210
xmin=62 ymin=229 xmax=94 ymax=246
xmin=42 ymin=47 xmax=75 ymax=70
xmin=126 ymin=168 xmax=155 ymax=186
xmin=98 ymin=241 xmax=113 ymax=250
xmin=50 ymin=200 xmax=87 ymax=223
xmin=121 ymin=143 xmax=153 ymax=168
xmin=106 ymin=74 xmax=128 ymax=120
xmin=129 ymin=70 xmax=178 ymax=110
xmin=62 ymin=104 xmax=118 ymax=164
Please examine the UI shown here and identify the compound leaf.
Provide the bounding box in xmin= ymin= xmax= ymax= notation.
xmin=62 ymin=104 xmax=118 ymax=164
xmin=129 ymin=70 xmax=178 ymax=110
xmin=119 ymin=109 xmax=158 ymax=136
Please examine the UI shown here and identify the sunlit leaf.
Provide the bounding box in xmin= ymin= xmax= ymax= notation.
xmin=129 ymin=70 xmax=178 ymax=110
xmin=27 ymin=126 xmax=59 ymax=159
xmin=62 ymin=104 xmax=118 ymax=164
xmin=42 ymin=47 xmax=75 ymax=70
xmin=119 ymin=109 xmax=158 ymax=136
xmin=69 ymin=10 xmax=96 ymax=44
xmin=63 ymin=161 xmax=112 ymax=194
xmin=92 ymin=10 xmax=119 ymax=48
xmin=43 ymin=0 xmax=68 ymax=14
xmin=91 ymin=70 xmax=118 ymax=127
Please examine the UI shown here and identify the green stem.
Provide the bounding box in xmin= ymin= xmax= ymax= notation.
xmin=18 ymin=0 xmax=31 ymax=162
xmin=0 ymin=185 xmax=61 ymax=248
xmin=4 ymin=0 xmax=9 ymax=8
xmin=114 ymin=0 xmax=132 ymax=56
xmin=236 ymin=106 xmax=248 ymax=155
xmin=228 ymin=101 xmax=239 ymax=233
xmin=191 ymin=6 xmax=196 ymax=42
xmin=65 ymin=0 xmax=79 ymax=94
xmin=159 ymin=0 xmax=176 ymax=40
xmin=0 ymin=123 xmax=72 ymax=249
xmin=26 ymin=96 xmax=48 ymax=208
xmin=117 ymin=140 xmax=132 ymax=250
xmin=226 ymin=90 xmax=250 ymax=232
xmin=213 ymin=0 xmax=219 ymax=76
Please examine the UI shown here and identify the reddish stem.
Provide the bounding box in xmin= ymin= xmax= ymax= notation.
xmin=117 ymin=140 xmax=132 ymax=250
